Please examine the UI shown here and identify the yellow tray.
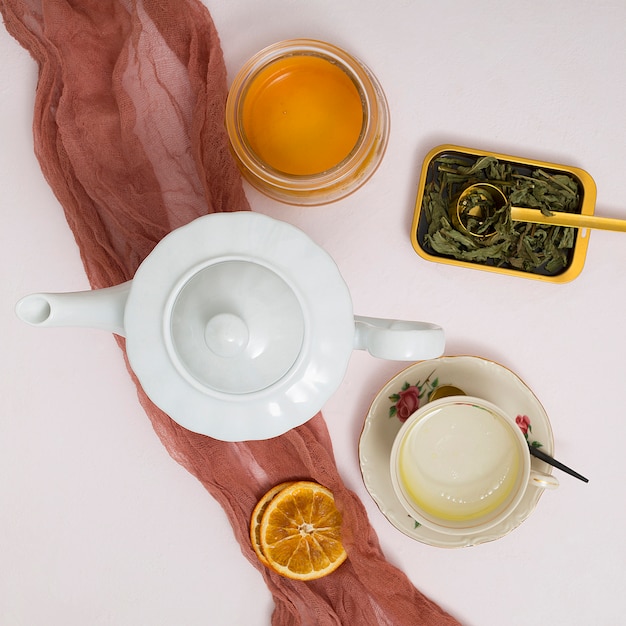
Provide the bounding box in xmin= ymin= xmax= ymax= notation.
xmin=411 ymin=145 xmax=597 ymax=283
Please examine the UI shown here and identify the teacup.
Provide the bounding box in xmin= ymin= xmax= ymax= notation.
xmin=389 ymin=396 xmax=558 ymax=535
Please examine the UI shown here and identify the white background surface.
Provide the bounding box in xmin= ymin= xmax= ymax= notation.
xmin=1 ymin=1 xmax=625 ymax=624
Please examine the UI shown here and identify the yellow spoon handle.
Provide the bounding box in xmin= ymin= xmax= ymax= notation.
xmin=510 ymin=207 xmax=626 ymax=233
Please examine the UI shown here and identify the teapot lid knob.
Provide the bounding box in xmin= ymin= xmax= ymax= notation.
xmin=204 ymin=313 xmax=249 ymax=358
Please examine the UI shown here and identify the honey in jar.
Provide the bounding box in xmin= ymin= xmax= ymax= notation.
xmin=241 ymin=55 xmax=364 ymax=176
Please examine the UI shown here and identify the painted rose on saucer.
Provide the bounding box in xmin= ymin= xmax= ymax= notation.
xmin=388 ymin=371 xmax=439 ymax=421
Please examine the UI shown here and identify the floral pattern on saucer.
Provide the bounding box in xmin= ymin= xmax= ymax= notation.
xmin=359 ymin=355 xmax=555 ymax=548
xmin=515 ymin=414 xmax=543 ymax=450
xmin=388 ymin=369 xmax=439 ymax=421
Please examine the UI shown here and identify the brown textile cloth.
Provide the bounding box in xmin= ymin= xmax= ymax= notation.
xmin=1 ymin=1 xmax=461 ymax=624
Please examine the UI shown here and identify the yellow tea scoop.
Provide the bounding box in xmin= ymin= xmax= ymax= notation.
xmin=454 ymin=182 xmax=626 ymax=237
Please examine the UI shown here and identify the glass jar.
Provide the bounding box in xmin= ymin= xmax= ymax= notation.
xmin=225 ymin=39 xmax=390 ymax=206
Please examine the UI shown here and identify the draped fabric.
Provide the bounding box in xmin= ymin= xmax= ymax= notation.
xmin=1 ymin=1 xmax=461 ymax=623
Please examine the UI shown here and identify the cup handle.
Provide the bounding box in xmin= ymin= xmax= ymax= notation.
xmin=353 ymin=315 xmax=445 ymax=361
xmin=529 ymin=470 xmax=559 ymax=490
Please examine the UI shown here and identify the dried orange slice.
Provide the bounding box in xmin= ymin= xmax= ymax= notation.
xmin=250 ymin=481 xmax=295 ymax=566
xmin=258 ymin=481 xmax=347 ymax=580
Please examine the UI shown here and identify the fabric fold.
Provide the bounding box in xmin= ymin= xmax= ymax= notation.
xmin=1 ymin=1 xmax=461 ymax=624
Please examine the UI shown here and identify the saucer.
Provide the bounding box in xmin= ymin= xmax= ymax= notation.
xmin=358 ymin=355 xmax=555 ymax=548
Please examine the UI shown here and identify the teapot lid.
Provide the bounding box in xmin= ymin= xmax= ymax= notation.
xmin=124 ymin=212 xmax=354 ymax=441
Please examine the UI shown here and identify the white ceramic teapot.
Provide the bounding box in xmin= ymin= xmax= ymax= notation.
xmin=16 ymin=212 xmax=444 ymax=441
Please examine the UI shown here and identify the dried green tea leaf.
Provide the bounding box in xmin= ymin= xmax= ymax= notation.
xmin=418 ymin=153 xmax=582 ymax=276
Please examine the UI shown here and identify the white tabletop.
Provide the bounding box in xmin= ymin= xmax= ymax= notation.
xmin=1 ymin=2 xmax=624 ymax=624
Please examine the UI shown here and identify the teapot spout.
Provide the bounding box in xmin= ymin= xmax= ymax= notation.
xmin=354 ymin=315 xmax=445 ymax=361
xmin=15 ymin=281 xmax=132 ymax=337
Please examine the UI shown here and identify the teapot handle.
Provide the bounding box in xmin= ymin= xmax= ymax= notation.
xmin=353 ymin=316 xmax=445 ymax=361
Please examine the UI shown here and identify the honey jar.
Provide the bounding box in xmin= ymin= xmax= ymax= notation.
xmin=225 ymin=39 xmax=389 ymax=205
